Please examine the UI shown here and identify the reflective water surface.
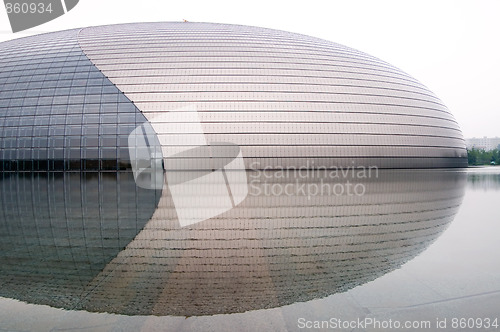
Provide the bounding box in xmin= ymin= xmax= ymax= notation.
xmin=0 ymin=168 xmax=499 ymax=331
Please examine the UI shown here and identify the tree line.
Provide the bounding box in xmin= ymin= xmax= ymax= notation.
xmin=467 ymin=148 xmax=500 ymax=165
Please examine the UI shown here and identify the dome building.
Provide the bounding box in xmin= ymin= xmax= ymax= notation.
xmin=0 ymin=23 xmax=469 ymax=315
xmin=0 ymin=22 xmax=467 ymax=171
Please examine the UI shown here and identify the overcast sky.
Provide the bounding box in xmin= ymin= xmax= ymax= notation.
xmin=1 ymin=0 xmax=498 ymax=138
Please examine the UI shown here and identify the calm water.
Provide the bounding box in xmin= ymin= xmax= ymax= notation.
xmin=0 ymin=168 xmax=499 ymax=331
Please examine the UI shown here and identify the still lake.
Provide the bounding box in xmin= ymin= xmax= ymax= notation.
xmin=0 ymin=167 xmax=499 ymax=331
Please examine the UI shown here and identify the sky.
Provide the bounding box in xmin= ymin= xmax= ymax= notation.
xmin=0 ymin=0 xmax=499 ymax=138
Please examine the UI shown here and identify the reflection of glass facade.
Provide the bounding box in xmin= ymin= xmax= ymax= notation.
xmin=0 ymin=171 xmax=161 ymax=309
xmin=0 ymin=22 xmax=467 ymax=170
xmin=0 ymin=170 xmax=466 ymax=316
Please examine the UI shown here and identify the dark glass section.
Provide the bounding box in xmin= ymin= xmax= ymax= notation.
xmin=0 ymin=29 xmax=150 ymax=171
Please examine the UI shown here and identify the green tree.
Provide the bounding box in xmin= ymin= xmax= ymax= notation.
xmin=468 ymin=149 xmax=477 ymax=165
xmin=467 ymin=148 xmax=500 ymax=165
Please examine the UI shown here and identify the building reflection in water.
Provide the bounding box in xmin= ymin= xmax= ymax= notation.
xmin=0 ymin=170 xmax=466 ymax=316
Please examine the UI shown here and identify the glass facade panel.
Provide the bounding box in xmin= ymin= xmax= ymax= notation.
xmin=0 ymin=30 xmax=151 ymax=171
